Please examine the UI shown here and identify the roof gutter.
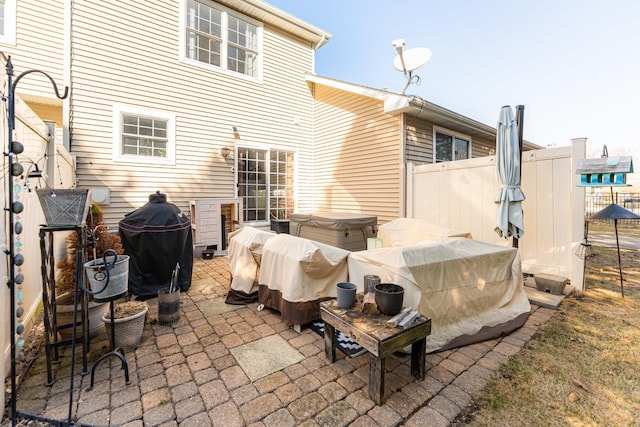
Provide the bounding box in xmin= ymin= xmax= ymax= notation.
xmin=387 ymin=96 xmax=539 ymax=149
xmin=217 ymin=0 xmax=331 ymax=48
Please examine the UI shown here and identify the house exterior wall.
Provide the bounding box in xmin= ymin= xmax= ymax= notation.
xmin=311 ymin=83 xmax=401 ymax=224
xmin=68 ymin=0 xmax=317 ymax=226
xmin=406 ymin=119 xmax=433 ymax=164
xmin=1 ymin=0 xmax=66 ymax=103
xmin=471 ymin=136 xmax=496 ymax=158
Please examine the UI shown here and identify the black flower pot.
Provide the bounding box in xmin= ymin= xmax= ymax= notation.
xmin=374 ymin=283 xmax=404 ymax=316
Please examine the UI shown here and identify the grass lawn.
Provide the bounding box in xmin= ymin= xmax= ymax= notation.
xmin=461 ymin=229 xmax=640 ymax=426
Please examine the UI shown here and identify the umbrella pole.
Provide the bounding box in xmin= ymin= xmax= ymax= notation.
xmin=614 ymin=219 xmax=624 ymax=298
xmin=513 ymin=105 xmax=525 ymax=249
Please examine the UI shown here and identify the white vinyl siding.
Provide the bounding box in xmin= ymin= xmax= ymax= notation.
xmin=0 ymin=0 xmax=16 ymax=45
xmin=182 ymin=0 xmax=262 ymax=81
xmin=3 ymin=0 xmax=64 ymax=101
xmin=312 ymin=84 xmax=401 ymax=224
xmin=406 ymin=118 xmax=434 ymax=165
xmin=69 ymin=1 xmax=315 ymax=226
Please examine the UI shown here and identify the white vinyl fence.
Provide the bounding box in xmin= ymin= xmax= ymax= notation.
xmin=407 ymin=138 xmax=587 ymax=290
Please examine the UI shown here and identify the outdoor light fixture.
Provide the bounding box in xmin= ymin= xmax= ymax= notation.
xmin=220 ymin=146 xmax=233 ymax=159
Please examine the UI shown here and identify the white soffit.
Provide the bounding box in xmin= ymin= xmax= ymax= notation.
xmin=217 ymin=0 xmax=331 ymax=48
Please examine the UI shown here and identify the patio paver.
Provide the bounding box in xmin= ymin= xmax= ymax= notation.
xmin=8 ymin=256 xmax=555 ymax=426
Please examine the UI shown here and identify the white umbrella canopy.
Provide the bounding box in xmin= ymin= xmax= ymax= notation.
xmin=495 ymin=105 xmax=525 ymax=239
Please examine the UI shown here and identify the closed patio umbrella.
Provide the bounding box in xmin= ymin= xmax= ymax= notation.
xmin=495 ymin=105 xmax=525 ymax=242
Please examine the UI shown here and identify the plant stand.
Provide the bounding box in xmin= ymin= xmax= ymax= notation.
xmin=38 ymin=226 xmax=90 ymax=385
xmin=86 ymin=293 xmax=131 ymax=391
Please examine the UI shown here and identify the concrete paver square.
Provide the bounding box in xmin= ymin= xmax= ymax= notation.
xmin=196 ymin=298 xmax=242 ymax=316
xmin=231 ymin=335 xmax=304 ymax=381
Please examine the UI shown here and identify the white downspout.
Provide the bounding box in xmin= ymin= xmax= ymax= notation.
xmin=62 ymin=0 xmax=72 ymax=153
xmin=400 ymin=113 xmax=407 ymax=218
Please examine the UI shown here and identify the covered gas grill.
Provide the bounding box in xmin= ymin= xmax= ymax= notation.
xmin=119 ymin=192 xmax=193 ymax=297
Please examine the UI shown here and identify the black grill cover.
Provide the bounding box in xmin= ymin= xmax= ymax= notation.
xmin=119 ymin=192 xmax=193 ymax=297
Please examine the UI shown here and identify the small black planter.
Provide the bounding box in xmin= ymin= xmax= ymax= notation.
xmin=374 ymin=283 xmax=404 ymax=316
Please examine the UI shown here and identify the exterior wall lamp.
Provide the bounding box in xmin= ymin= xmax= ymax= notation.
xmin=220 ymin=146 xmax=233 ymax=159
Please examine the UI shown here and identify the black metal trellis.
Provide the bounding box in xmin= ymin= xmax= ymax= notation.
xmin=5 ymin=57 xmax=68 ymax=426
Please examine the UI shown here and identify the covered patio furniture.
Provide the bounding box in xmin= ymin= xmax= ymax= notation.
xmin=258 ymin=234 xmax=350 ymax=326
xmin=377 ymin=218 xmax=472 ymax=247
xmin=347 ymin=237 xmax=530 ymax=352
xmin=225 ymin=227 xmax=276 ymax=304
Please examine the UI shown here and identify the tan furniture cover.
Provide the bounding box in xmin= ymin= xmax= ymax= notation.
xmin=347 ymin=237 xmax=530 ymax=352
xmin=225 ymin=227 xmax=276 ymax=304
xmin=258 ymin=234 xmax=350 ymax=325
xmin=378 ymin=218 xmax=472 ymax=247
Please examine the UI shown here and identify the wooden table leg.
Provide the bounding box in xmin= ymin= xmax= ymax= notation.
xmin=411 ymin=337 xmax=426 ymax=380
xmin=369 ymin=354 xmax=385 ymax=405
xmin=324 ymin=322 xmax=336 ymax=363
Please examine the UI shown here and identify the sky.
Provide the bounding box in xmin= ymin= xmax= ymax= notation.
xmin=268 ymin=0 xmax=640 ymax=159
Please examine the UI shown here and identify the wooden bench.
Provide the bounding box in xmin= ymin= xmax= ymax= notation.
xmin=320 ymin=300 xmax=431 ymax=404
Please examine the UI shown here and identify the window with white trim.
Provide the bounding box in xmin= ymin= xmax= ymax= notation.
xmin=434 ymin=127 xmax=471 ymax=163
xmin=183 ymin=0 xmax=261 ymax=79
xmin=113 ymin=106 xmax=176 ymax=165
xmin=237 ymin=147 xmax=294 ymax=223
xmin=0 ymin=0 xmax=16 ymax=46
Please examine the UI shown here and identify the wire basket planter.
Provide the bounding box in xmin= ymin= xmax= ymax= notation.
xmin=36 ymin=188 xmax=91 ymax=226
xmin=102 ymin=301 xmax=148 ymax=351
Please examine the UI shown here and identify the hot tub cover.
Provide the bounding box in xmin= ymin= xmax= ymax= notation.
xmin=347 ymin=237 xmax=530 ymax=352
xmin=378 ymin=218 xmax=472 ymax=247
xmin=119 ymin=192 xmax=193 ymax=297
xmin=225 ymin=227 xmax=276 ymax=304
xmin=258 ymin=234 xmax=350 ymax=325
xmin=290 ymin=211 xmax=377 ymax=232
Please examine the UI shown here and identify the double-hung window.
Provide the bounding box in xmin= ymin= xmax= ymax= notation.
xmin=113 ymin=106 xmax=176 ymax=165
xmin=237 ymin=147 xmax=295 ymax=223
xmin=183 ymin=0 xmax=261 ymax=79
xmin=434 ymin=127 xmax=471 ymax=163
xmin=0 ymin=0 xmax=16 ymax=46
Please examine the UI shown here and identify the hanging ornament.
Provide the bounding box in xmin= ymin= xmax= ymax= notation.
xmin=14 ymin=183 xmax=26 ymax=362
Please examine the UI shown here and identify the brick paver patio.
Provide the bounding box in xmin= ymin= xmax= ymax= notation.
xmin=10 ymin=256 xmax=555 ymax=426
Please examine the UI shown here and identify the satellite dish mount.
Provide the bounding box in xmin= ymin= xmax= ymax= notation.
xmin=392 ymin=39 xmax=431 ymax=94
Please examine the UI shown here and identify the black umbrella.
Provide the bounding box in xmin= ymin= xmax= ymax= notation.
xmin=590 ymin=203 xmax=640 ymax=297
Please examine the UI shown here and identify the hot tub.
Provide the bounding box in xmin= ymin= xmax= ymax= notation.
xmin=289 ymin=212 xmax=377 ymax=251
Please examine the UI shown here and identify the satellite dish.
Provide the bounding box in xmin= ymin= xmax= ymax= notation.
xmin=393 ymin=47 xmax=432 ymax=73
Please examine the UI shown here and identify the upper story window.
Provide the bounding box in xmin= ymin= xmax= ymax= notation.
xmin=434 ymin=127 xmax=471 ymax=163
xmin=183 ymin=0 xmax=262 ymax=80
xmin=0 ymin=0 xmax=16 ymax=46
xmin=113 ymin=106 xmax=176 ymax=165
